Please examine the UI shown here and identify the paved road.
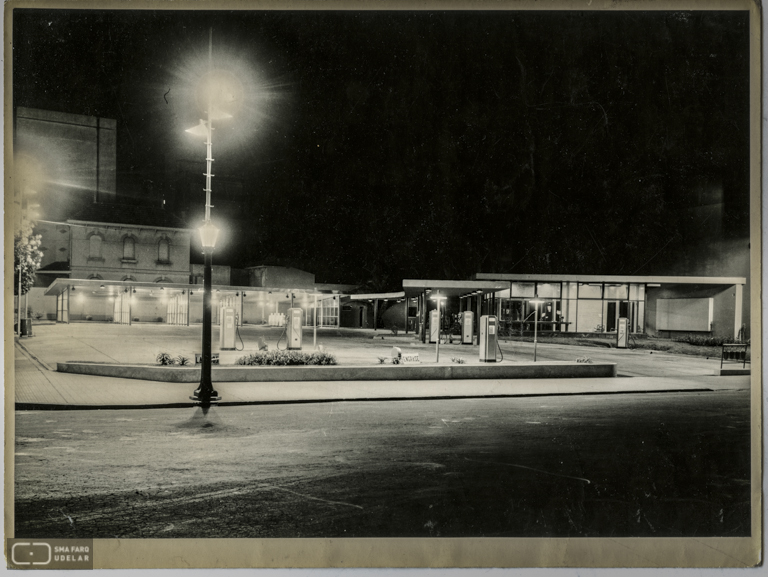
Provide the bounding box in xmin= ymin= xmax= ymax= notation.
xmin=15 ymin=389 xmax=750 ymax=539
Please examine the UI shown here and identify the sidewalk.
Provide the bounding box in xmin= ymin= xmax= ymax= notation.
xmin=14 ymin=333 xmax=749 ymax=410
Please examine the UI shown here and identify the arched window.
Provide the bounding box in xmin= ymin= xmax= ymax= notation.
xmin=154 ymin=277 xmax=170 ymax=283
xmin=122 ymin=276 xmax=136 ymax=282
xmin=123 ymin=236 xmax=136 ymax=260
xmin=88 ymin=234 xmax=103 ymax=259
xmin=87 ymin=274 xmax=103 ymax=280
xmin=157 ymin=238 xmax=170 ymax=263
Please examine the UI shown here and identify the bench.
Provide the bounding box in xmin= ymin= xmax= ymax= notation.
xmin=721 ymin=343 xmax=749 ymax=369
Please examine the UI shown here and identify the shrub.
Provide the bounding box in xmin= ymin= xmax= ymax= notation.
xmin=156 ymin=352 xmax=175 ymax=366
xmin=236 ymin=350 xmax=338 ymax=366
xmin=672 ymin=334 xmax=726 ymax=347
xmin=451 ymin=356 xmax=466 ymax=364
xmin=85 ymin=315 xmax=93 ymax=321
xmin=176 ymin=355 xmax=191 ymax=366
xmin=377 ymin=356 xmax=389 ymax=364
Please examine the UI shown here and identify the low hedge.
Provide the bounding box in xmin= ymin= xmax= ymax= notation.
xmin=236 ymin=350 xmax=338 ymax=366
xmin=672 ymin=335 xmax=728 ymax=347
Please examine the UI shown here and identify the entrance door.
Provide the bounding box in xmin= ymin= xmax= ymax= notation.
xmin=606 ymin=302 xmax=617 ymax=332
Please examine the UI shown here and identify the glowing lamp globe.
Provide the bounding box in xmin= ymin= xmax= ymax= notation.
xmin=199 ymin=220 xmax=220 ymax=249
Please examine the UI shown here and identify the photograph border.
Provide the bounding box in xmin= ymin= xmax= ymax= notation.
xmin=3 ymin=0 xmax=762 ymax=569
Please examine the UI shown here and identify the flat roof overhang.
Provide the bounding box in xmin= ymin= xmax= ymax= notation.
xmin=347 ymin=291 xmax=405 ymax=301
xmin=473 ymin=273 xmax=747 ymax=286
xmin=43 ymin=278 xmax=342 ymax=301
xmin=403 ymin=279 xmax=510 ymax=299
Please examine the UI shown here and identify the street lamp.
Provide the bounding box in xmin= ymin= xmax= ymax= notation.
xmin=530 ymin=299 xmax=544 ymax=362
xmin=430 ymin=292 xmax=447 ymax=362
xmin=187 ymin=28 xmax=233 ymax=409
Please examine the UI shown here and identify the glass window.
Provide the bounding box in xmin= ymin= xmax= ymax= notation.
xmin=510 ymin=282 xmax=535 ymax=298
xmin=563 ymin=299 xmax=578 ymax=332
xmin=536 ymin=282 xmax=561 ymax=298
xmin=636 ymin=302 xmax=645 ymax=333
xmin=604 ymin=284 xmax=628 ymax=300
xmin=576 ymin=299 xmax=603 ymax=332
xmin=562 ymin=282 xmax=578 ymax=300
xmin=578 ymin=283 xmax=602 ymax=299
xmin=89 ymin=235 xmax=102 ymax=258
xmin=123 ymin=237 xmax=135 ymax=260
xmin=158 ymin=238 xmax=170 ymax=262
xmin=501 ymin=299 xmax=524 ymax=322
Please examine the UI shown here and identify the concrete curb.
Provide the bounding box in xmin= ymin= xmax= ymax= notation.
xmin=15 ymin=387 xmax=710 ymax=411
xmin=715 ymin=368 xmax=751 ymax=376
xmin=56 ymin=360 xmax=618 ymax=382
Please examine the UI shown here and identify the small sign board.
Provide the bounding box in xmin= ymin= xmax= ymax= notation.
xmin=400 ymin=353 xmax=421 ymax=364
xmin=195 ymin=353 xmax=220 ymax=365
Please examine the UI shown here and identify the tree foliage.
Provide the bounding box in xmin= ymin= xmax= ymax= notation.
xmin=14 ymin=221 xmax=43 ymax=296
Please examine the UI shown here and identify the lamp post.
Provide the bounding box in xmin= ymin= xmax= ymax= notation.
xmin=191 ymin=220 xmax=221 ymax=408
xmin=187 ymin=28 xmax=232 ymax=409
xmin=530 ymin=299 xmax=544 ymax=362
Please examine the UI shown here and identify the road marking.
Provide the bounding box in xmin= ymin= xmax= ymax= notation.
xmin=464 ymin=457 xmax=591 ymax=484
xmin=261 ymin=485 xmax=364 ymax=510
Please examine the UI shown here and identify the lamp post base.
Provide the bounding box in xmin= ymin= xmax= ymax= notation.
xmin=190 ymin=387 xmax=221 ymax=408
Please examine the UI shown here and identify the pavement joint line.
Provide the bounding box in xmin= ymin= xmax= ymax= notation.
xmin=15 ymin=339 xmax=55 ymax=372
xmin=14 ymin=388 xmax=717 ymax=411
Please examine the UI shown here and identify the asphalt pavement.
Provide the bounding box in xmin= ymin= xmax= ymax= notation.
xmin=14 ymin=390 xmax=751 ymax=538
xmin=12 ymin=322 xmax=750 ymax=409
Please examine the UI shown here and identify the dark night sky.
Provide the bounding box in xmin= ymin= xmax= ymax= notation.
xmin=13 ymin=9 xmax=751 ymax=289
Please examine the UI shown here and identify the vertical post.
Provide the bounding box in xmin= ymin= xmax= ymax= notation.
xmin=475 ymin=294 xmax=481 ymax=335
xmin=314 ymin=294 xmax=318 ymax=348
xmin=373 ymin=299 xmax=378 ymax=331
xmin=421 ymin=292 xmax=427 ymax=343
xmin=435 ymin=296 xmax=441 ymax=363
xmin=403 ymin=298 xmax=409 ymax=334
xmin=734 ymin=283 xmax=743 ymax=341
xmin=186 ymin=289 xmax=190 ymax=326
xmin=534 ymin=302 xmax=539 ymax=362
xmin=193 ymin=249 xmax=218 ymax=406
xmin=17 ymin=267 xmax=22 ymax=336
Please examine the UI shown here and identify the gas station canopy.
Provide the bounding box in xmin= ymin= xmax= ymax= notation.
xmin=43 ymin=278 xmax=341 ymax=301
xmin=402 ymin=279 xmax=510 ymax=299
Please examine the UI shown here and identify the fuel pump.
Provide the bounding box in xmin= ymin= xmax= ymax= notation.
xmin=617 ymin=317 xmax=629 ymax=349
xmin=219 ymin=307 xmax=237 ymax=350
xmin=462 ymin=311 xmax=474 ymax=345
xmin=429 ymin=309 xmax=440 ymax=344
xmin=479 ymin=315 xmax=498 ymax=362
xmin=287 ymin=307 xmax=303 ymax=350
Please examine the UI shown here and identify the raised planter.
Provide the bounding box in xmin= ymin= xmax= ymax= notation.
xmin=56 ymin=361 xmax=617 ymax=383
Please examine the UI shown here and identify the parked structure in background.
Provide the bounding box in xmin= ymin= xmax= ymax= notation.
xmin=395 ymin=275 xmax=747 ymax=343
xmin=14 ymin=107 xmax=117 ymax=227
